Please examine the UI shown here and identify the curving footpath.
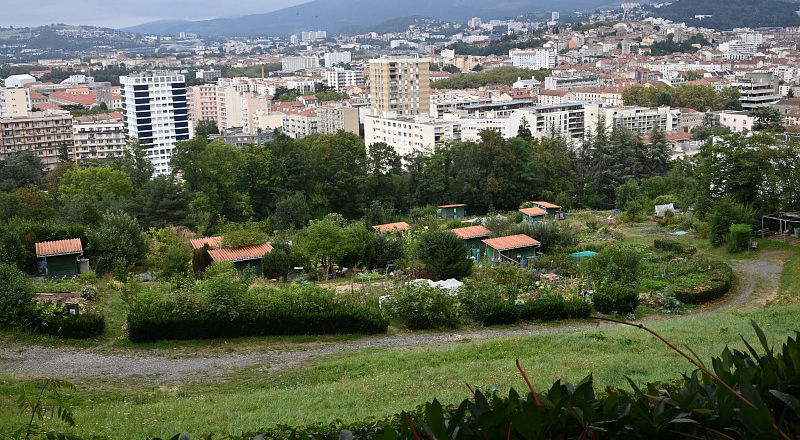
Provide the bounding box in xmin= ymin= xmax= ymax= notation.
xmin=0 ymin=249 xmax=790 ymax=385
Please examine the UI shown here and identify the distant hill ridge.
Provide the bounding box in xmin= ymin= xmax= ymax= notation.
xmin=122 ymin=0 xmax=615 ymax=36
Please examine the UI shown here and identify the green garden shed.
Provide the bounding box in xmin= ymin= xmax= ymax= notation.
xmin=482 ymin=234 xmax=541 ymax=267
xmin=520 ymin=207 xmax=547 ymax=226
xmin=450 ymin=225 xmax=492 ymax=260
xmin=438 ymin=204 xmax=467 ymax=219
xmin=532 ymin=201 xmax=562 ymax=216
xmin=35 ymin=238 xmax=83 ymax=279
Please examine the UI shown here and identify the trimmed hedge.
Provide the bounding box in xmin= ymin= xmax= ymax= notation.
xmin=127 ymin=280 xmax=389 ymax=342
xmin=37 ymin=313 xmax=106 ymax=339
xmin=521 ymin=295 xmax=592 ymax=321
xmin=465 ymin=299 xmax=519 ymax=326
xmin=675 ymin=261 xmax=733 ymax=304
xmin=128 ymin=302 xmax=387 ymax=342
xmin=653 ymin=239 xmax=696 ymax=255
xmin=592 ymin=284 xmax=639 ymax=315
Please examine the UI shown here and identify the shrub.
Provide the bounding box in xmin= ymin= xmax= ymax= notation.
xmin=708 ymin=197 xmax=754 ymax=246
xmin=87 ymin=211 xmax=148 ymax=273
xmin=592 ymin=284 xmax=639 ymax=315
xmin=204 ymin=261 xmax=236 ymax=278
xmin=653 ymin=194 xmax=678 ymax=208
xmin=657 ymin=288 xmax=683 ymax=314
xmin=458 ymin=281 xmax=519 ymax=326
xmin=37 ymin=311 xmax=105 ymax=338
xmin=726 ymin=223 xmax=751 ymax=253
xmin=80 ymin=285 xmax=100 ymax=301
xmin=220 ymin=225 xmax=268 ymax=248
xmin=521 ymin=294 xmax=565 ymax=321
xmin=511 ymin=221 xmax=577 ymax=253
xmin=77 ymin=269 xmax=98 ymax=282
xmin=562 ymin=298 xmax=592 ymax=319
xmin=417 ymin=230 xmax=472 ymax=280
xmin=262 ymin=245 xmax=291 ymax=280
xmin=0 ymin=263 xmax=34 ymax=327
xmin=587 ymin=244 xmax=644 ymax=286
xmin=384 ymin=284 xmax=459 ymax=330
xmin=585 ymin=218 xmax=601 ymax=232
xmin=653 ymin=239 xmax=696 ymax=255
xmin=147 ymin=227 xmax=193 ymax=279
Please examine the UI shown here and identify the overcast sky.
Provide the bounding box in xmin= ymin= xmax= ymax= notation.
xmin=1 ymin=0 xmax=310 ymax=29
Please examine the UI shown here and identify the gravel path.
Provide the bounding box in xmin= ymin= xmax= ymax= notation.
xmin=0 ymin=249 xmax=789 ymax=385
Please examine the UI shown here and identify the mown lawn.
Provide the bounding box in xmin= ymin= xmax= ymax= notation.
xmin=1 ymin=303 xmax=799 ymax=440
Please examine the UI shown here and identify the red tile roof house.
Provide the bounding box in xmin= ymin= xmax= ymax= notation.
xmin=190 ymin=236 xmax=272 ymax=276
xmin=482 ymin=234 xmax=541 ymax=267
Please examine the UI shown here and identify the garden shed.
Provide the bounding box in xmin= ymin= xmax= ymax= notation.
xmin=35 ymin=238 xmax=84 ymax=279
xmin=438 ymin=204 xmax=467 ymax=219
xmin=520 ymin=207 xmax=547 ymax=225
xmin=372 ymin=222 xmax=410 ymax=233
xmin=207 ymin=242 xmax=274 ymax=276
xmin=450 ymin=225 xmax=492 ymax=260
xmin=532 ymin=201 xmax=562 ymax=216
xmin=482 ymin=234 xmax=541 ymax=267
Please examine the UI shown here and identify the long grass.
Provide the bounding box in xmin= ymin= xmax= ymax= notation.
xmin=1 ymin=303 xmax=798 ymax=439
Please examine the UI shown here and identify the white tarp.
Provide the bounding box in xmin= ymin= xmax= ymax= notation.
xmin=409 ymin=278 xmax=464 ymax=293
xmin=655 ymin=203 xmax=675 ymax=218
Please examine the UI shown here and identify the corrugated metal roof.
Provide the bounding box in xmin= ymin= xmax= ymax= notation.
xmin=482 ymin=234 xmax=540 ymax=251
xmin=532 ymin=201 xmax=561 ymax=209
xmin=372 ymin=222 xmax=410 ymax=232
xmin=207 ymin=242 xmax=273 ymax=263
xmin=450 ymin=225 xmax=492 ymax=240
xmin=190 ymin=236 xmax=223 ymax=250
xmin=35 ymin=238 xmax=83 ymax=257
xmin=520 ymin=207 xmax=547 ymax=217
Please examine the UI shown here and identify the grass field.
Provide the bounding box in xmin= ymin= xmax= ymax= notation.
xmin=1 ymin=303 xmax=799 ymax=439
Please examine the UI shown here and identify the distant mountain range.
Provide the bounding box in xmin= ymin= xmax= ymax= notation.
xmin=651 ymin=0 xmax=800 ymax=30
xmin=122 ymin=0 xmax=617 ymax=36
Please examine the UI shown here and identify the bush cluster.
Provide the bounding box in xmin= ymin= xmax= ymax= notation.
xmin=127 ymin=278 xmax=388 ymax=342
xmin=458 ymin=281 xmax=518 ymax=326
xmin=36 ymin=311 xmax=106 ymax=339
xmin=653 ymin=238 xmax=696 ymax=255
xmin=520 ymin=294 xmax=592 ymax=321
xmin=592 ymin=284 xmax=639 ymax=315
xmin=383 ymin=284 xmax=460 ymax=330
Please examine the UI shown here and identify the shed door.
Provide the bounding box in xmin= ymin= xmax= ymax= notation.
xmin=46 ymin=256 xmax=78 ymax=279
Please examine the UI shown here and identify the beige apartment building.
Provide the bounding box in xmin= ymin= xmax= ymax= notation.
xmin=72 ymin=113 xmax=127 ymax=162
xmin=0 ymin=112 xmax=75 ymax=170
xmin=188 ymin=84 xmax=219 ymax=124
xmin=317 ymin=106 xmax=359 ymax=135
xmin=0 ymin=88 xmax=31 ymax=118
xmin=369 ymin=56 xmax=431 ymax=117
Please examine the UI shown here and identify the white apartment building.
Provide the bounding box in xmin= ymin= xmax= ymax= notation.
xmin=715 ymin=110 xmax=754 ymax=132
xmin=507 ymin=103 xmax=586 ymax=141
xmin=282 ymin=56 xmax=320 ymax=72
xmin=72 ymin=113 xmax=127 ymax=162
xmin=195 ymin=69 xmax=221 ymax=82
xmin=240 ymin=93 xmax=271 ymax=133
xmin=325 ymin=68 xmax=365 ymax=91
xmin=544 ymin=75 xmax=600 ymax=90
xmin=188 ymin=84 xmax=219 ymax=124
xmin=509 ymin=48 xmax=556 ymax=70
xmin=301 ymin=30 xmax=327 ymax=41
xmin=719 ymin=40 xmax=758 ymax=60
xmin=736 ymin=73 xmax=781 ymax=110
xmin=459 ymin=114 xmax=512 ymax=142
xmin=0 ymin=87 xmax=31 ymax=118
xmin=120 ymin=71 xmax=190 ymax=176
xmin=323 ymin=51 xmax=352 ymax=66
xmin=317 ymin=106 xmax=359 ymax=135
xmin=364 ymin=115 xmax=461 ymax=157
xmin=584 ymin=104 xmax=681 ymax=136
xmin=282 ymin=109 xmax=318 ymax=139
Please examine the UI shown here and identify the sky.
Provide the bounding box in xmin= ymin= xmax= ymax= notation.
xmin=0 ymin=0 xmax=310 ymax=29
